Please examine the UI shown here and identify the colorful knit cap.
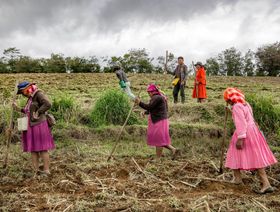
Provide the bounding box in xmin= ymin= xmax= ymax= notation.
xmin=223 ymin=87 xmax=245 ymax=104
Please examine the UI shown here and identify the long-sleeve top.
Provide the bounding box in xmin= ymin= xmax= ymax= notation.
xmin=21 ymin=90 xmax=52 ymax=126
xmin=195 ymin=67 xmax=206 ymax=85
xmin=232 ymin=103 xmax=255 ymax=139
xmin=139 ymin=94 xmax=168 ymax=123
xmin=173 ymin=64 xmax=188 ymax=82
xmin=115 ymin=69 xmax=128 ymax=82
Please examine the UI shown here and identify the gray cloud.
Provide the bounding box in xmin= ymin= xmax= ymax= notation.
xmin=0 ymin=0 xmax=238 ymax=37
xmin=96 ymin=0 xmax=238 ymax=32
xmin=0 ymin=0 xmax=279 ymax=60
xmin=0 ymin=0 xmax=105 ymax=37
xmin=0 ymin=0 xmax=64 ymax=36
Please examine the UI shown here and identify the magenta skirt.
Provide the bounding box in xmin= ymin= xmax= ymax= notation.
xmin=22 ymin=120 xmax=55 ymax=152
xmin=147 ymin=116 xmax=171 ymax=147
xmin=225 ymin=124 xmax=277 ymax=170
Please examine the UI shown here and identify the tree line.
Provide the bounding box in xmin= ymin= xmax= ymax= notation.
xmin=205 ymin=42 xmax=280 ymax=76
xmin=0 ymin=42 xmax=279 ymax=76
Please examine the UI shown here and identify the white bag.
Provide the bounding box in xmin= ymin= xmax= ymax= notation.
xmin=17 ymin=116 xmax=28 ymax=131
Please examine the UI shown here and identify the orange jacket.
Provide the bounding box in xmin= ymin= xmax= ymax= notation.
xmin=195 ymin=67 xmax=206 ymax=85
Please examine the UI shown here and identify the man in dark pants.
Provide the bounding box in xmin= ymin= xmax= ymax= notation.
xmin=173 ymin=56 xmax=188 ymax=103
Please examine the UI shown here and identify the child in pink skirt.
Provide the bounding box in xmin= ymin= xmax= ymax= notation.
xmin=135 ymin=84 xmax=179 ymax=159
xmin=224 ymin=87 xmax=277 ymax=194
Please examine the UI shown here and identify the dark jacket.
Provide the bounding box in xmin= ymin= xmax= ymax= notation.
xmin=22 ymin=90 xmax=52 ymax=126
xmin=173 ymin=64 xmax=188 ymax=82
xmin=139 ymin=94 xmax=168 ymax=123
xmin=116 ymin=69 xmax=128 ymax=82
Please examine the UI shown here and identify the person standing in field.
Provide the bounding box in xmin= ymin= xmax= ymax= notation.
xmin=223 ymin=87 xmax=277 ymax=194
xmin=13 ymin=81 xmax=55 ymax=176
xmin=114 ymin=65 xmax=136 ymax=100
xmin=172 ymin=56 xmax=188 ymax=104
xmin=135 ymin=84 xmax=179 ymax=159
xmin=192 ymin=62 xmax=207 ymax=103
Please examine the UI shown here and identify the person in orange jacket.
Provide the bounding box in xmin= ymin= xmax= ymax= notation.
xmin=192 ymin=62 xmax=207 ymax=103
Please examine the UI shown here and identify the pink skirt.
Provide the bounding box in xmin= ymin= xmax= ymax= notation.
xmin=147 ymin=116 xmax=171 ymax=147
xmin=225 ymin=124 xmax=277 ymax=170
xmin=22 ymin=120 xmax=55 ymax=152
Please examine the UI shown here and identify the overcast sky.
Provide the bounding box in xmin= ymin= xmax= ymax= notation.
xmin=0 ymin=0 xmax=279 ymax=62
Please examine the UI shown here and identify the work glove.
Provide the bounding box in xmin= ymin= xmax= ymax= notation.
xmin=119 ymin=80 xmax=127 ymax=88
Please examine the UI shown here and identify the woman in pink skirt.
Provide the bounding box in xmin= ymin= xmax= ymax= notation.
xmin=224 ymin=87 xmax=277 ymax=194
xmin=13 ymin=81 xmax=55 ymax=176
xmin=135 ymin=84 xmax=179 ymax=158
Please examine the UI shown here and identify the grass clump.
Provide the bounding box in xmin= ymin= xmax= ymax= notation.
xmin=50 ymin=93 xmax=78 ymax=123
xmin=90 ymin=89 xmax=138 ymax=127
xmin=247 ymin=94 xmax=280 ymax=136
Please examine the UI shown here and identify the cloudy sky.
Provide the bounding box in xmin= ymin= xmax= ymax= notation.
xmin=0 ymin=0 xmax=279 ymax=62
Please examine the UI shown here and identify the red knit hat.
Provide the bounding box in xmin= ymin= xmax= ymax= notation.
xmin=223 ymin=87 xmax=245 ymax=104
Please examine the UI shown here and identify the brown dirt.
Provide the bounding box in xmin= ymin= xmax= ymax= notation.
xmin=1 ymin=154 xmax=280 ymax=211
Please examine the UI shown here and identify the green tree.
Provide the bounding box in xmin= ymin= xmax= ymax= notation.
xmin=0 ymin=57 xmax=7 ymax=72
xmin=255 ymin=42 xmax=280 ymax=76
xmin=156 ymin=56 xmax=165 ymax=73
xmin=157 ymin=52 xmax=177 ymax=74
xmin=65 ymin=56 xmax=100 ymax=73
xmin=3 ymin=47 xmax=21 ymax=60
xmin=2 ymin=47 xmax=21 ymax=72
xmin=218 ymin=47 xmax=243 ymax=76
xmin=137 ymin=58 xmax=154 ymax=73
xmin=243 ymin=50 xmax=255 ymax=76
xmin=205 ymin=57 xmax=219 ymax=76
xmin=15 ymin=56 xmax=43 ymax=73
xmin=106 ymin=48 xmax=155 ymax=73
xmin=44 ymin=53 xmax=66 ymax=73
xmin=122 ymin=48 xmax=154 ymax=73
